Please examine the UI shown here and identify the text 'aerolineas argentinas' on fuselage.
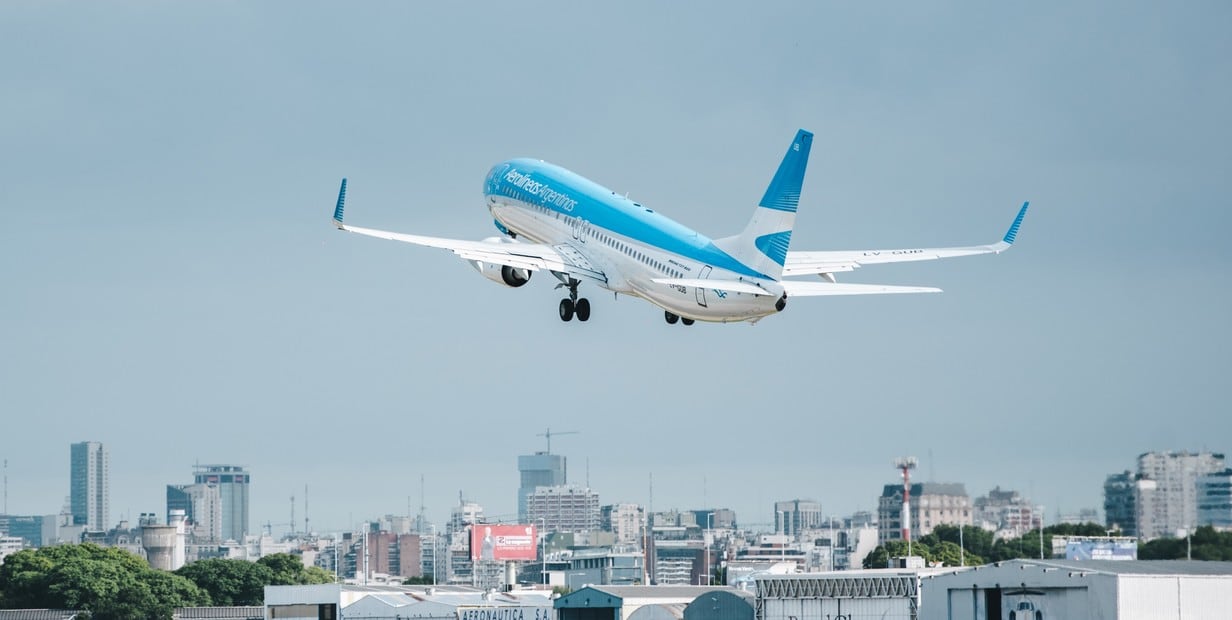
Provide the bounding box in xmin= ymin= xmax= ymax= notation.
xmin=504 ymin=168 xmax=577 ymax=211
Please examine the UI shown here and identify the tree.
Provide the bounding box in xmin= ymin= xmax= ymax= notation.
xmin=923 ymin=525 xmax=995 ymax=561
xmin=0 ymin=543 xmax=207 ymax=620
xmin=863 ymin=541 xmax=930 ymax=569
xmin=1140 ymin=526 xmax=1232 ymax=560
xmin=175 ymin=558 xmax=273 ymax=606
xmin=256 ymin=553 xmax=333 ymax=585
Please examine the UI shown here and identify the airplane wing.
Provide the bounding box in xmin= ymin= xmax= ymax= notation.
xmin=782 ymin=202 xmax=1029 ymax=278
xmin=331 ymin=179 xmax=606 ymax=283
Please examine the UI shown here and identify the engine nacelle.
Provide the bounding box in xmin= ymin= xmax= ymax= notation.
xmin=471 ymin=260 xmax=531 ymax=288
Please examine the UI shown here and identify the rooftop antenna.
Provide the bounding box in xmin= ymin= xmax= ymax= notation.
xmin=586 ymin=457 xmax=590 ymax=488
xmin=3 ymin=459 xmax=7 ymax=514
xmin=537 ymin=428 xmax=579 ymax=454
xmin=419 ymin=474 xmax=427 ymax=518
xmin=894 ymin=457 xmax=919 ymax=556
xmin=305 ymin=484 xmax=309 ymax=535
xmin=290 ymin=494 xmax=295 ymax=536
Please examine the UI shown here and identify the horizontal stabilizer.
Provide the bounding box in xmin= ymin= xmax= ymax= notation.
xmin=781 ymin=280 xmax=941 ymax=297
xmin=782 ymin=201 xmax=1031 ymax=278
xmin=651 ymin=278 xmax=778 ymax=296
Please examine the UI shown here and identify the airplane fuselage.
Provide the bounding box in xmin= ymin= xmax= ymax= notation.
xmin=484 ymin=158 xmax=784 ymax=323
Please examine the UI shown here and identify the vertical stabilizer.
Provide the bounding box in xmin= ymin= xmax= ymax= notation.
xmin=714 ymin=129 xmax=813 ymax=280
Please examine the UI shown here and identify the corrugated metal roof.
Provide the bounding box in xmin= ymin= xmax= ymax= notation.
xmin=584 ymin=586 xmax=733 ymax=600
xmin=757 ymin=567 xmax=960 ymax=581
xmin=173 ymin=607 xmax=264 ymax=620
xmin=627 ymin=603 xmax=687 ymax=620
xmin=0 ymin=611 xmax=84 ymax=620
xmin=996 ymin=559 xmax=1232 ymax=576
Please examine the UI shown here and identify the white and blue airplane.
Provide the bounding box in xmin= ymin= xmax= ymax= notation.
xmin=331 ymin=129 xmax=1028 ymax=325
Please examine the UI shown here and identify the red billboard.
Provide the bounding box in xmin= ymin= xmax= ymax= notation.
xmin=470 ymin=524 xmax=537 ymax=561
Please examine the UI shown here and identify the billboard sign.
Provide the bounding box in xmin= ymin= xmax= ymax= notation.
xmin=1065 ymin=540 xmax=1137 ymax=560
xmin=470 ymin=524 xmax=537 ymax=561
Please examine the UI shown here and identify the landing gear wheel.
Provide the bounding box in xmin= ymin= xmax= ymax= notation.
xmin=575 ymin=298 xmax=591 ymax=322
xmin=559 ymin=298 xmax=575 ymax=322
xmin=665 ymin=311 xmax=679 ymax=325
xmin=681 ymin=318 xmax=695 ymax=326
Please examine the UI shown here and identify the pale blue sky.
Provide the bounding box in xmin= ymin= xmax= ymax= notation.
xmin=2 ymin=2 xmax=1229 ymax=534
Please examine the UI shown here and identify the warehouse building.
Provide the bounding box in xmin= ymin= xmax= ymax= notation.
xmin=555 ymin=586 xmax=730 ymax=620
xmin=757 ymin=569 xmax=955 ymax=620
xmin=264 ymin=584 xmax=553 ymax=620
xmin=919 ymin=559 xmax=1232 ymax=620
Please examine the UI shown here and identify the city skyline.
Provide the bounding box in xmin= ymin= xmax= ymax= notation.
xmin=6 ymin=439 xmax=1204 ymax=535
xmin=2 ymin=3 xmax=1228 ymax=536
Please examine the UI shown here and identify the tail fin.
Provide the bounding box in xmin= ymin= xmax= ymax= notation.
xmin=714 ymin=129 xmax=813 ymax=280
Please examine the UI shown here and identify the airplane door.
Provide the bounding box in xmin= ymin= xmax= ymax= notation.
xmin=695 ymin=265 xmax=712 ymax=307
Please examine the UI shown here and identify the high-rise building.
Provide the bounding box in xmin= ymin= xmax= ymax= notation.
xmin=1197 ymin=468 xmax=1232 ymax=529
xmin=518 ymin=452 xmax=566 ymax=522
xmin=526 ymin=485 xmax=599 ymax=534
xmin=0 ymin=514 xmax=57 ymax=547
xmin=695 ymin=508 xmax=737 ymax=530
xmin=70 ymin=441 xmax=109 ymax=532
xmin=973 ymin=487 xmax=1040 ymax=538
xmin=1134 ymin=451 xmax=1224 ymax=540
xmin=774 ymin=499 xmax=823 ymax=536
xmin=362 ymin=530 xmax=423 ymax=578
xmin=1104 ymin=471 xmax=1138 ymax=535
xmin=193 ymin=465 xmax=250 ymax=542
xmin=877 ymin=482 xmax=972 ymax=543
xmin=601 ymin=503 xmax=644 ymax=546
xmin=167 ymin=483 xmax=222 ymax=543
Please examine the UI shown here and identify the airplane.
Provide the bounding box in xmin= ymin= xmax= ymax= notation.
xmin=330 ymin=129 xmax=1028 ymax=325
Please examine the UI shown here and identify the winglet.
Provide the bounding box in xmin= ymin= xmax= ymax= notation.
xmin=332 ymin=178 xmax=348 ymax=228
xmin=1003 ymin=201 xmax=1029 ymax=245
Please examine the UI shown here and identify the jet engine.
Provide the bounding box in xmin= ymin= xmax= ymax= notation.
xmin=471 ymin=260 xmax=531 ymax=287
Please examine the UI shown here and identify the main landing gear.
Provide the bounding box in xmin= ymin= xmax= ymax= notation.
xmin=664 ymin=311 xmax=695 ymax=326
xmin=556 ymin=277 xmax=590 ymax=322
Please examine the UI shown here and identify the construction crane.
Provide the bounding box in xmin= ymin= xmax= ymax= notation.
xmin=264 ymin=521 xmax=294 ymax=537
xmin=537 ymin=427 xmax=579 ymax=453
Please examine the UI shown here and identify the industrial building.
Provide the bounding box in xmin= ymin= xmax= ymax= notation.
xmin=555 ymin=586 xmax=731 ymax=620
xmin=757 ymin=569 xmax=955 ymax=620
xmin=142 ymin=509 xmax=187 ymax=570
xmin=918 ymin=559 xmax=1232 ymax=619
xmin=264 ymin=584 xmax=552 ymax=620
